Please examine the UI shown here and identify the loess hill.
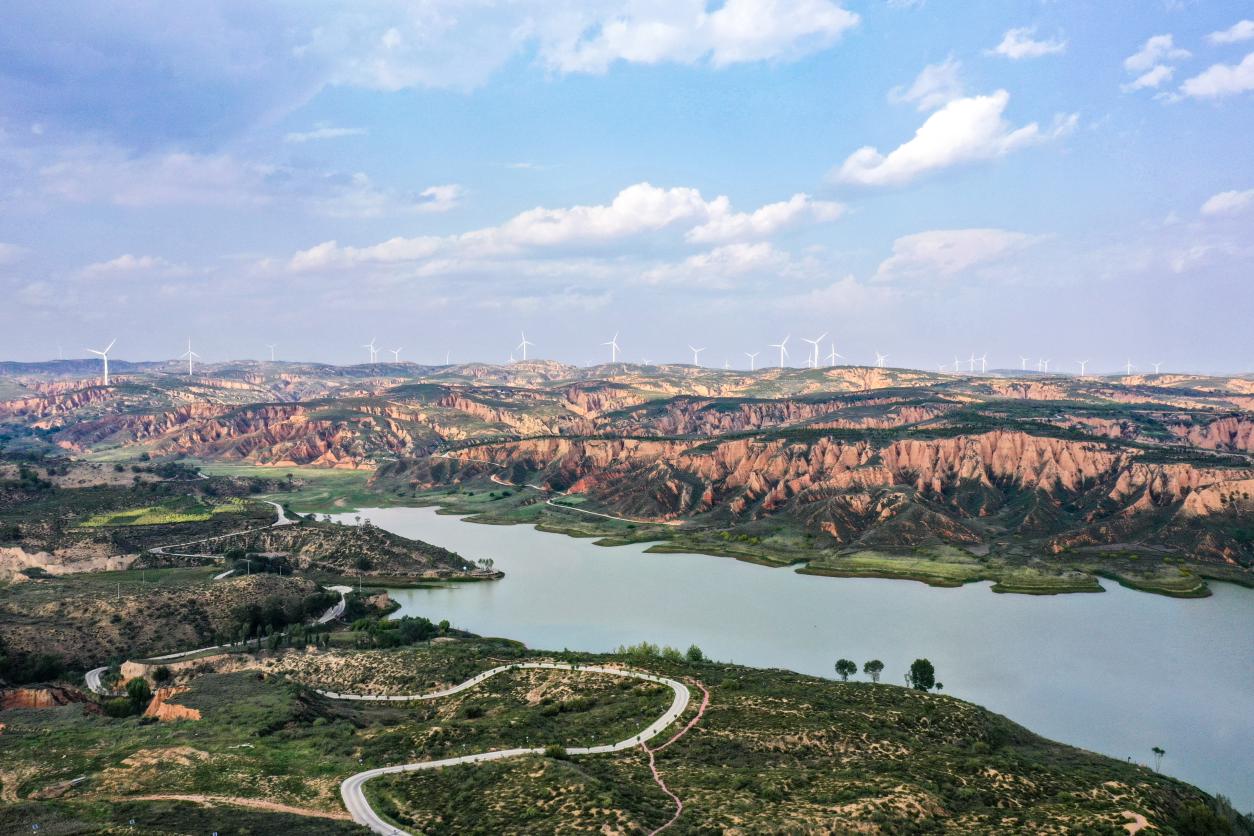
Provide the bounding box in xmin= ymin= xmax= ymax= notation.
xmin=2 ymin=360 xmax=1253 ymax=595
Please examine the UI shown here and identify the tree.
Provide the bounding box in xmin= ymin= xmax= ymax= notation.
xmin=685 ymin=644 xmax=705 ymax=663
xmin=905 ymin=658 xmax=936 ymax=692
xmin=152 ymin=666 xmax=172 ymax=685
xmin=125 ymin=677 xmax=152 ymax=711
xmin=834 ymin=659 xmax=857 ymax=681
xmin=1152 ymin=746 xmax=1165 ymax=772
xmin=863 ymin=659 xmax=884 ymax=683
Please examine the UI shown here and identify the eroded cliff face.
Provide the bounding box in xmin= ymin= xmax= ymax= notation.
xmin=143 ymin=687 xmax=201 ymax=722
xmin=1170 ymin=415 xmax=1254 ymax=452
xmin=0 ymin=386 xmax=116 ymax=421
xmin=600 ymin=396 xmax=950 ymax=437
xmin=419 ymin=431 xmax=1253 ymax=558
xmin=0 ymin=687 xmax=89 ymax=711
xmin=53 ymin=402 xmax=228 ymax=450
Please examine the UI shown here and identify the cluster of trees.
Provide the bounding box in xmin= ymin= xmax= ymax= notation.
xmin=0 ymin=633 xmax=66 ymax=685
xmin=833 ymin=658 xmax=942 ymax=692
xmin=224 ymin=548 xmax=293 ymax=577
xmin=228 ymin=592 xmax=337 ymax=643
xmin=103 ymin=677 xmax=153 ymax=718
xmin=349 ymin=615 xmax=449 ymax=648
xmin=614 ymin=641 xmax=706 ymax=663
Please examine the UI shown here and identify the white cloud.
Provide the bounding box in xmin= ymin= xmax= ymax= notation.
xmin=774 ymin=274 xmax=899 ymax=313
xmin=641 ymin=242 xmax=797 ymax=287
xmin=546 ymin=0 xmax=859 ymax=73
xmin=1201 ymin=188 xmax=1254 ymax=216
xmin=415 ymin=184 xmax=464 ymax=213
xmin=16 ymin=281 xmax=57 ymax=307
xmin=990 ymin=27 xmax=1066 ymax=60
xmin=39 ymin=149 xmax=274 ymax=207
xmin=888 ymin=57 xmax=963 ymax=111
xmin=485 ymin=183 xmax=716 ymax=248
xmin=288 ymin=182 xmax=723 ymax=270
xmin=1208 ymin=20 xmax=1254 ymax=45
xmin=0 ymin=243 xmax=28 ymax=266
xmin=1179 ymin=52 xmax=1254 ymax=99
xmin=874 ymin=228 xmax=1043 ymax=280
xmin=1122 ymin=64 xmax=1174 ymax=91
xmin=287 ymin=237 xmax=444 ymax=271
xmin=314 ymin=178 xmax=464 ymax=219
xmin=284 ymin=124 xmax=368 ymax=143
xmin=686 ymin=193 xmax=844 ymax=244
xmin=78 ymin=254 xmax=189 ymax=279
xmin=835 ymin=91 xmax=1077 ymax=187
xmin=283 ymin=183 xmax=836 ymax=286
xmin=1124 ymin=35 xmax=1190 ymax=73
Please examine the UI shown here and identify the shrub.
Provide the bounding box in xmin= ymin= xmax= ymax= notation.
xmin=125 ymin=677 xmax=152 ymax=709
xmin=104 ymin=698 xmax=135 ymax=718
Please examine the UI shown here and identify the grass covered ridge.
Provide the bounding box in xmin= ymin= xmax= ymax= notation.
xmin=1 ymin=638 xmax=1247 ymax=835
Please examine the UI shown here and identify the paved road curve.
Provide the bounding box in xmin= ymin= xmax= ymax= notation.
xmin=148 ymin=500 xmax=294 ymax=559
xmin=83 ymin=502 xmax=335 ymax=694
xmin=328 ymin=662 xmax=691 ymax=836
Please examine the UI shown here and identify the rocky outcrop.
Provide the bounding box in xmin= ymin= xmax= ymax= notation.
xmin=0 ymin=687 xmax=90 ymax=710
xmin=0 ymin=385 xmax=115 ymax=420
xmin=0 ymin=546 xmax=135 ymax=584
xmin=1170 ymin=415 xmax=1254 ymax=453
xmin=419 ymin=430 xmax=1254 ymax=558
xmin=143 ymin=687 xmax=201 ymax=722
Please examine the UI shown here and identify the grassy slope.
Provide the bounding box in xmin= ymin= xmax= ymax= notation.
xmin=1 ymin=639 xmax=1239 ymax=835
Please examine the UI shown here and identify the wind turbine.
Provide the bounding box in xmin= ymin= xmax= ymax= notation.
xmin=745 ymin=351 xmax=759 ymax=371
xmin=87 ymin=339 xmax=116 ymax=386
xmin=1040 ymin=358 xmax=1051 ymax=373
xmin=875 ymin=351 xmax=889 ymax=369
xmin=445 ymin=350 xmax=451 ymax=365
xmin=802 ymin=333 xmax=827 ymax=369
xmin=769 ymin=335 xmax=790 ymax=368
xmin=179 ymin=338 xmax=201 ymax=375
xmin=266 ymin=344 xmax=277 ymax=362
xmin=954 ymin=355 xmax=964 ymax=375
xmin=967 ymin=352 xmax=977 ymax=373
xmin=1020 ymin=356 xmax=1030 ymax=372
xmin=390 ymin=347 xmax=402 ymax=362
xmin=978 ymin=354 xmax=988 ymax=374
xmin=1152 ymin=362 xmax=1162 ymax=374
xmin=603 ymin=332 xmax=621 ymax=363
xmin=1124 ymin=359 xmax=1136 ymax=376
xmin=516 ymin=331 xmax=533 ymax=361
xmin=688 ymin=345 xmax=706 ymax=366
xmin=825 ymin=342 xmax=844 ymax=367
xmin=362 ymin=338 xmax=378 ymax=364
xmin=1076 ymin=359 xmax=1089 ymax=375
xmin=723 ymin=359 xmax=730 ymax=370
xmin=57 ymin=343 xmax=63 ymax=361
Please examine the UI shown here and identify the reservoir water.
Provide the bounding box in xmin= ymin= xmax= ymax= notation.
xmin=337 ymin=506 xmax=1254 ymax=809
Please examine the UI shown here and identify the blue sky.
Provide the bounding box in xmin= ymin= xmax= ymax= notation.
xmin=1 ymin=0 xmax=1252 ymax=372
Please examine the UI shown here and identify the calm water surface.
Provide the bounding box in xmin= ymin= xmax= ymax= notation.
xmin=336 ymin=506 xmax=1254 ymax=809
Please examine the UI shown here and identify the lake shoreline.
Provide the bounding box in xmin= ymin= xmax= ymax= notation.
xmin=276 ymin=483 xmax=1240 ymax=600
